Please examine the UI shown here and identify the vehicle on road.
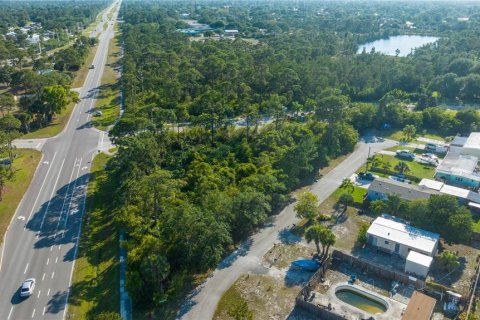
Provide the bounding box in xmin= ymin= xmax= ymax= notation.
xmin=395 ymin=149 xmax=415 ymax=160
xmin=20 ymin=278 xmax=35 ymax=298
xmin=357 ymin=172 xmax=378 ymax=181
xmin=93 ymin=110 xmax=103 ymax=117
xmin=89 ymin=64 xmax=95 ymax=69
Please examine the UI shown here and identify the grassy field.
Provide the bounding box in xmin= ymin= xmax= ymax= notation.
xmin=0 ymin=149 xmax=41 ymax=244
xmin=67 ymin=152 xmax=120 ymax=319
xmin=21 ymin=102 xmax=75 ymax=139
xmin=373 ymin=154 xmax=436 ymax=180
xmin=92 ymin=25 xmax=121 ymax=131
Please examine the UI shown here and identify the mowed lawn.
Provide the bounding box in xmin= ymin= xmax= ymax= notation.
xmin=92 ymin=25 xmax=121 ymax=131
xmin=0 ymin=149 xmax=42 ymax=244
xmin=67 ymin=152 xmax=119 ymax=319
xmin=21 ymin=101 xmax=76 ymax=139
xmin=374 ymin=154 xmax=436 ymax=180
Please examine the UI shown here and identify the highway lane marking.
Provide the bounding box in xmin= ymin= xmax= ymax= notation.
xmin=46 ymin=258 xmax=49 ymax=265
xmin=51 ymin=271 xmax=55 ymax=279
xmin=59 ymin=245 xmax=62 ymax=251
xmin=63 ymin=157 xmax=83 ymax=230
xmin=55 ymin=158 xmax=78 ymax=236
xmin=26 ymin=152 xmax=58 ymax=225
xmin=64 ymin=154 xmax=93 ymax=319
xmin=31 ymin=309 xmax=35 ymax=318
xmin=8 ymin=306 xmax=13 ymax=319
xmin=43 ymin=307 xmax=46 ymax=315
xmin=24 ymin=263 xmax=28 ymax=274
xmin=55 ymin=257 xmax=58 ymax=264
xmin=47 ymin=288 xmax=50 ymax=296
xmin=38 ymin=157 xmax=66 ymax=234
xmin=50 ymin=246 xmax=53 ymax=252
xmin=37 ymin=290 xmax=41 ymax=298
xmin=42 ymin=273 xmax=45 ymax=281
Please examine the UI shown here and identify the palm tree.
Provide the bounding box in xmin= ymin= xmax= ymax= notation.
xmin=321 ymin=228 xmax=336 ymax=257
xmin=339 ymin=192 xmax=354 ymax=212
xmin=382 ymin=161 xmax=391 ymax=172
xmin=394 ymin=161 xmax=410 ymax=175
xmin=366 ymin=155 xmax=380 ymax=171
xmin=340 ymin=177 xmax=355 ymax=193
xmin=402 ymin=124 xmax=416 ymax=141
xmin=305 ymin=224 xmax=325 ymax=255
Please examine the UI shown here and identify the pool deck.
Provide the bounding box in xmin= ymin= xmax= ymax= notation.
xmin=311 ymin=282 xmax=407 ymax=320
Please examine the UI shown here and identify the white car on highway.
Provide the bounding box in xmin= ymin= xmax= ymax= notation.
xmin=20 ymin=278 xmax=36 ymax=298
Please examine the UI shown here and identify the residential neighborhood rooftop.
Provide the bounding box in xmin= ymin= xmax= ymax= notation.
xmin=463 ymin=132 xmax=480 ymax=151
xmin=367 ymin=215 xmax=440 ymax=254
xmin=436 ymin=152 xmax=480 ymax=181
xmin=402 ymin=291 xmax=437 ymax=320
xmin=419 ymin=178 xmax=480 ymax=203
xmin=406 ymin=250 xmax=433 ymax=268
xmin=368 ymin=177 xmax=439 ymax=201
xmin=450 ymin=136 xmax=468 ymax=147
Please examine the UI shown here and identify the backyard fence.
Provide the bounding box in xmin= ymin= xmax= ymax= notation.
xmin=331 ymin=250 xmax=426 ymax=289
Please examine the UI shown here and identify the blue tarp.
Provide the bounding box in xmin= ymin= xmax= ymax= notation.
xmin=291 ymin=259 xmax=320 ymax=271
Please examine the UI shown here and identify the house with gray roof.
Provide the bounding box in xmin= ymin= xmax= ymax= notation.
xmin=367 ymin=177 xmax=440 ymax=202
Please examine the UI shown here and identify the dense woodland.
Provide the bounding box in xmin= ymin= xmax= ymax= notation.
xmin=105 ymin=0 xmax=480 ymax=311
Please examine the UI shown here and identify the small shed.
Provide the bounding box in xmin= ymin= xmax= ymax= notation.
xmin=405 ymin=251 xmax=432 ymax=278
xmin=402 ymin=291 xmax=437 ymax=320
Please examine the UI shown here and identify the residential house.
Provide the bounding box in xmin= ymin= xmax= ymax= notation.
xmin=419 ymin=178 xmax=480 ymax=205
xmin=435 ymin=152 xmax=480 ymax=189
xmin=367 ymin=215 xmax=439 ymax=277
xmin=224 ymin=29 xmax=239 ymax=37
xmin=367 ymin=215 xmax=440 ymax=258
xmin=367 ymin=177 xmax=439 ymax=202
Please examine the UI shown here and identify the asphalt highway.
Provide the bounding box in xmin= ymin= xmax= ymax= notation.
xmin=0 ymin=2 xmax=120 ymax=319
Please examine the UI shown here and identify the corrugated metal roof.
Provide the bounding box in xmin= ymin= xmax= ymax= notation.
xmin=367 ymin=215 xmax=439 ymax=255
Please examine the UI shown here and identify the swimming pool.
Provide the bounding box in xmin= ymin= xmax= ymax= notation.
xmin=335 ymin=285 xmax=388 ymax=315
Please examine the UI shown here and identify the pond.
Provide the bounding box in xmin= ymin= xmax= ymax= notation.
xmin=357 ymin=35 xmax=439 ymax=57
xmin=335 ymin=286 xmax=388 ymax=314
